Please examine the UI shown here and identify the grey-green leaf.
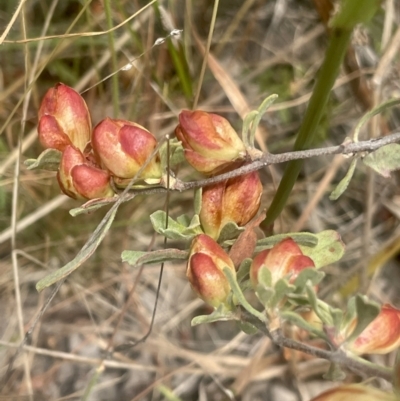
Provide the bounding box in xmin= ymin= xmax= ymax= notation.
xmin=363 ymin=144 xmax=400 ymax=178
xmin=345 ymin=295 xmax=380 ymax=344
xmin=330 ymin=158 xmax=358 ymax=201
xmin=25 ymin=148 xmax=62 ymax=171
xmin=36 ymin=206 xmax=118 ymax=292
xmin=122 ymin=248 xmax=188 ymax=267
xmin=300 ymin=230 xmax=345 ymax=268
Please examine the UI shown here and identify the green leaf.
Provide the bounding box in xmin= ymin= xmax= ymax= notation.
xmin=242 ymin=110 xmax=258 ymax=148
xmin=269 ymin=278 xmax=295 ymax=307
xmin=330 ymin=158 xmax=358 ymax=200
xmin=191 ymin=304 xmax=236 ymax=326
xmin=281 ymin=311 xmax=327 ymax=340
xmin=237 ymin=258 xmax=252 ymax=283
xmin=24 ymin=148 xmax=62 ymax=171
xmin=353 ymin=98 xmax=400 ymax=142
xmin=238 ymin=320 xmax=259 ymax=335
xmin=159 ymin=137 xmax=185 ymax=170
xmin=224 ymin=267 xmax=268 ymax=323
xmin=254 ymin=232 xmax=318 ymax=253
xmin=363 ymin=144 xmax=400 ymax=178
xmin=258 ymin=266 xmax=272 ymax=288
xmin=69 ymin=197 xmax=117 ymax=216
xmin=330 ymin=0 xmax=381 ymax=30
xmin=293 ymin=268 xmax=325 ymax=293
xmin=300 ymin=230 xmax=345 ymax=268
xmin=249 ymin=94 xmax=278 ymax=147
xmin=345 ymin=295 xmax=380 ymax=343
xmin=36 ymin=206 xmax=118 ymax=292
xmin=121 ymin=248 xmax=188 ymax=267
xmin=255 ymin=284 xmax=274 ymax=307
xmin=176 ymin=214 xmax=191 ymax=226
xmin=150 ymin=210 xmax=202 ymax=241
xmin=218 ymin=221 xmax=244 ymax=243
xmin=193 ymin=187 xmax=202 ymax=215
xmin=306 ymin=285 xmax=333 ymax=326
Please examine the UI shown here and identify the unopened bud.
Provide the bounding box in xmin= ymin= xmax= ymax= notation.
xmin=250 ymin=238 xmax=315 ymax=287
xmin=92 ymin=118 xmax=162 ymax=183
xmin=187 ymin=234 xmax=236 ymax=308
xmin=200 ymin=171 xmax=262 ymax=239
xmin=38 ymin=83 xmax=91 ymax=152
xmin=58 ymin=145 xmax=114 ymax=200
xmin=175 ymin=110 xmax=246 ymax=175
xmin=343 ymin=304 xmax=400 ymax=355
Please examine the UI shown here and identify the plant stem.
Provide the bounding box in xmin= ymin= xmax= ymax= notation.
xmin=260 ymin=28 xmax=352 ymax=231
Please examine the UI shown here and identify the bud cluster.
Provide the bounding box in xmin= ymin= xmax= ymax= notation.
xmin=38 ymin=83 xmax=162 ymax=200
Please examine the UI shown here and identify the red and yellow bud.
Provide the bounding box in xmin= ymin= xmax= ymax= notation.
xmin=57 ymin=145 xmax=114 ymax=200
xmin=343 ymin=304 xmax=400 ymax=355
xmin=187 ymin=234 xmax=236 ymax=308
xmin=200 ymin=171 xmax=262 ymax=239
xmin=38 ymin=83 xmax=91 ymax=152
xmin=309 ymin=384 xmax=397 ymax=401
xmin=175 ymin=110 xmax=246 ymax=175
xmin=91 ymin=118 xmax=162 ymax=183
xmin=250 ymin=238 xmax=315 ymax=287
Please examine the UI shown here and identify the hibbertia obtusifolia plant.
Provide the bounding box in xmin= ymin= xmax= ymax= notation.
xmin=24 ymin=2 xmax=400 ymax=398
xmin=28 ymin=78 xmax=400 ymax=400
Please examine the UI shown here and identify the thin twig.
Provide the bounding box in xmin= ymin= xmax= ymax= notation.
xmin=240 ymin=310 xmax=393 ymax=382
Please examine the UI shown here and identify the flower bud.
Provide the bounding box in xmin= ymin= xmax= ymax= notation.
xmin=187 ymin=234 xmax=236 ymax=308
xmin=200 ymin=171 xmax=262 ymax=240
xmin=38 ymin=83 xmax=91 ymax=152
xmin=57 ymin=145 xmax=114 ymax=200
xmin=92 ymin=118 xmax=162 ymax=183
xmin=250 ymin=238 xmax=315 ymax=287
xmin=343 ymin=304 xmax=400 ymax=355
xmin=309 ymin=384 xmax=397 ymax=401
xmin=175 ymin=110 xmax=246 ymax=175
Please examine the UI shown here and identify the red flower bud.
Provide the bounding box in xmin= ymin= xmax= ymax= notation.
xmin=175 ymin=110 xmax=246 ymax=175
xmin=200 ymin=172 xmax=262 ymax=239
xmin=342 ymin=304 xmax=400 ymax=355
xmin=309 ymin=384 xmax=397 ymax=401
xmin=38 ymin=83 xmax=91 ymax=152
xmin=250 ymin=238 xmax=315 ymax=287
xmin=187 ymin=234 xmax=236 ymax=308
xmin=92 ymin=118 xmax=162 ymax=183
xmin=57 ymin=145 xmax=114 ymax=200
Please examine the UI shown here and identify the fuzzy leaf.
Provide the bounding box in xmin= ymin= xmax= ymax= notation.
xmin=193 ymin=187 xmax=202 ymax=215
xmin=191 ymin=304 xmax=236 ymax=326
xmin=254 ymin=232 xmax=318 ymax=253
xmin=237 ymin=258 xmax=252 ymax=283
xmin=258 ymin=266 xmax=272 ymax=289
xmin=345 ymin=295 xmax=380 ymax=343
xmin=293 ymin=268 xmax=325 ymax=293
xmin=281 ymin=311 xmax=327 ymax=339
xmin=36 ymin=206 xmax=117 ymax=292
xmin=238 ymin=320 xmax=259 ymax=335
xmin=330 ymin=158 xmax=358 ymax=200
xmin=25 ymin=148 xmax=62 ymax=171
xmin=255 ymin=285 xmax=274 ymax=307
xmin=218 ymin=221 xmax=245 ymax=243
xmin=353 ymin=98 xmax=400 ymax=142
xmin=300 ymin=230 xmax=345 ymax=268
xmin=121 ymin=248 xmax=188 ymax=267
xmin=150 ymin=210 xmax=202 ymax=240
xmin=269 ymin=278 xmax=295 ymax=307
xmin=363 ymin=144 xmax=400 ymax=178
